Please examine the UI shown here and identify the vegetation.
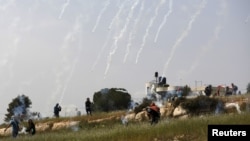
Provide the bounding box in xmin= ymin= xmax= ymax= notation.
xmin=93 ymin=88 xmax=131 ymax=112
xmin=181 ymin=85 xmax=192 ymax=97
xmin=1 ymin=112 xmax=250 ymax=141
xmin=134 ymin=97 xmax=153 ymax=114
xmin=180 ymin=96 xmax=222 ymax=115
xmin=0 ymin=94 xmax=249 ymax=141
xmin=247 ymin=82 xmax=250 ymax=93
xmin=4 ymin=94 xmax=32 ymax=122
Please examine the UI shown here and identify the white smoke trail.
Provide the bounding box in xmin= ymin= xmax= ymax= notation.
xmin=162 ymin=0 xmax=207 ymax=76
xmin=245 ymin=15 xmax=250 ymax=23
xmin=59 ymin=16 xmax=83 ymax=104
xmin=91 ymin=30 xmax=112 ymax=71
xmin=178 ymin=0 xmax=227 ymax=79
xmin=58 ymin=0 xmax=71 ymax=19
xmin=104 ymin=0 xmax=133 ymax=77
xmin=108 ymin=0 xmax=128 ymax=30
xmin=92 ymin=0 xmax=111 ymax=32
xmin=123 ymin=0 xmax=144 ymax=63
xmin=154 ymin=0 xmax=173 ymax=43
xmin=59 ymin=58 xmax=77 ymax=104
xmin=135 ymin=0 xmax=166 ymax=64
xmin=48 ymin=15 xmax=82 ymax=111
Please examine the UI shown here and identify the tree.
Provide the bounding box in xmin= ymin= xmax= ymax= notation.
xmin=182 ymin=85 xmax=191 ymax=97
xmin=93 ymin=88 xmax=131 ymax=112
xmin=247 ymin=83 xmax=250 ymax=93
xmin=5 ymin=94 xmax=32 ymax=122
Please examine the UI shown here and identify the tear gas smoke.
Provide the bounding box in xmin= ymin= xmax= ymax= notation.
xmin=108 ymin=0 xmax=129 ymax=30
xmin=123 ymin=0 xmax=141 ymax=63
xmin=58 ymin=0 xmax=71 ymax=19
xmin=92 ymin=0 xmax=111 ymax=32
xmin=162 ymin=0 xmax=207 ymax=76
xmin=104 ymin=0 xmax=134 ymax=77
xmin=91 ymin=30 xmax=112 ymax=71
xmin=178 ymin=0 xmax=226 ymax=80
xmin=47 ymin=15 xmax=83 ymax=112
xmin=154 ymin=0 xmax=173 ymax=43
xmin=135 ymin=0 xmax=166 ymax=64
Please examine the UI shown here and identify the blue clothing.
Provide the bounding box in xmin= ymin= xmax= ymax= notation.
xmin=10 ymin=119 xmax=19 ymax=138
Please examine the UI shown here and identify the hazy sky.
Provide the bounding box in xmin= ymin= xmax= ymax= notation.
xmin=0 ymin=0 xmax=249 ymax=123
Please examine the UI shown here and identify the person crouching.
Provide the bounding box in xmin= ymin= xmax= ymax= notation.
xmin=25 ymin=119 xmax=36 ymax=135
xmin=146 ymin=102 xmax=160 ymax=125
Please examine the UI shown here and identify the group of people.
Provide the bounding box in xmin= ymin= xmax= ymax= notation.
xmin=5 ymin=97 xmax=160 ymax=138
xmin=205 ymin=83 xmax=239 ymax=96
xmin=224 ymin=83 xmax=239 ymax=96
xmin=4 ymin=97 xmax=92 ymax=139
xmin=53 ymin=97 xmax=93 ymax=118
xmin=4 ymin=116 xmax=36 ymax=138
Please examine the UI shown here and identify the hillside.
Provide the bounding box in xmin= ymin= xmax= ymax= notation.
xmin=0 ymin=94 xmax=249 ymax=141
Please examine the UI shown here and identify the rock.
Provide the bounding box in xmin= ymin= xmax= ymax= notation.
xmin=173 ymin=106 xmax=187 ymax=117
xmin=135 ymin=111 xmax=149 ymax=122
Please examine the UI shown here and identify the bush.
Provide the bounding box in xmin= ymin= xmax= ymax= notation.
xmin=181 ymin=96 xmax=223 ymax=115
xmin=93 ymin=88 xmax=131 ymax=112
xmin=133 ymin=98 xmax=152 ymax=114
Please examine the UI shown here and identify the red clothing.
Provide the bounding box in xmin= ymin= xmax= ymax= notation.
xmin=150 ymin=103 xmax=160 ymax=112
xmin=217 ymin=86 xmax=221 ymax=96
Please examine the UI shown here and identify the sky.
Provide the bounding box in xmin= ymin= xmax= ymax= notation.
xmin=0 ymin=0 xmax=249 ymax=123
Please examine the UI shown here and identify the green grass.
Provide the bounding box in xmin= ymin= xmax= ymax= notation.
xmin=1 ymin=93 xmax=249 ymax=140
xmin=1 ymin=112 xmax=250 ymax=141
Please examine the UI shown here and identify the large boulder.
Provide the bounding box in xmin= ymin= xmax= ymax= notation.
xmin=135 ymin=110 xmax=149 ymax=122
xmin=173 ymin=105 xmax=187 ymax=117
xmin=224 ymin=102 xmax=241 ymax=114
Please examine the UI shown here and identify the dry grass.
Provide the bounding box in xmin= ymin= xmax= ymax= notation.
xmin=0 ymin=94 xmax=249 ymax=141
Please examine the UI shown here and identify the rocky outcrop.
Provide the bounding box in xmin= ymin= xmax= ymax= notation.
xmin=0 ymin=120 xmax=80 ymax=136
xmin=135 ymin=110 xmax=149 ymax=122
xmin=173 ymin=105 xmax=187 ymax=117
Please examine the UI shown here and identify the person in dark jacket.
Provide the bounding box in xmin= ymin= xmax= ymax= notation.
xmin=54 ymin=103 xmax=61 ymax=118
xmin=205 ymin=85 xmax=212 ymax=96
xmin=26 ymin=119 xmax=36 ymax=135
xmin=85 ymin=98 xmax=92 ymax=116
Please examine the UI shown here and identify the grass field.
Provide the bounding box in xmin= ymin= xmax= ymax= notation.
xmin=1 ymin=94 xmax=250 ymax=141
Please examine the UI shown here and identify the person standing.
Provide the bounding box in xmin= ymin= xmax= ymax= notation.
xmin=54 ymin=103 xmax=62 ymax=118
xmin=231 ymin=83 xmax=238 ymax=95
xmin=4 ymin=116 xmax=20 ymax=138
xmin=85 ymin=98 xmax=92 ymax=116
xmin=216 ymin=85 xmax=221 ymax=96
xmin=205 ymin=85 xmax=212 ymax=96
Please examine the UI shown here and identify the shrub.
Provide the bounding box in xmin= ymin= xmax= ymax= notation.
xmin=181 ymin=96 xmax=223 ymax=115
xmin=133 ymin=97 xmax=152 ymax=114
